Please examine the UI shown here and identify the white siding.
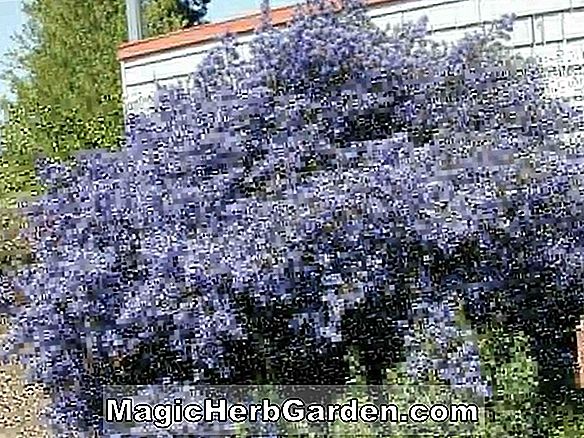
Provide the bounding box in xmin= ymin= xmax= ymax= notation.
xmin=398 ymin=0 xmax=478 ymax=29
xmin=564 ymin=10 xmax=584 ymax=39
xmin=369 ymin=12 xmax=403 ymax=32
xmin=120 ymin=0 xmax=584 ymax=113
xmin=534 ymin=13 xmax=564 ymax=44
xmin=478 ymin=0 xmax=572 ymax=21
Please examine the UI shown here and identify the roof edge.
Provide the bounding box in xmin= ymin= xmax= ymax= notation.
xmin=117 ymin=0 xmax=395 ymax=62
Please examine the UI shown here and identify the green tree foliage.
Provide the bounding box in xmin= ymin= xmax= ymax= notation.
xmin=144 ymin=0 xmax=210 ymax=36
xmin=478 ymin=326 xmax=540 ymax=437
xmin=0 ymin=0 xmax=208 ymax=204
xmin=0 ymin=0 xmax=127 ymax=201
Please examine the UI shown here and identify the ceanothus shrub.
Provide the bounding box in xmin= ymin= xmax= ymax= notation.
xmin=1 ymin=0 xmax=583 ymax=434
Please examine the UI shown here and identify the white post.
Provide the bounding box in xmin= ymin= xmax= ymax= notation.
xmin=125 ymin=0 xmax=143 ymax=41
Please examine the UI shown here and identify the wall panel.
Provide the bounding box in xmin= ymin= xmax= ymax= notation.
xmin=119 ymin=0 xmax=584 ymax=113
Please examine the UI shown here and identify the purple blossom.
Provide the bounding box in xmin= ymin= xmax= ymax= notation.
xmin=0 ymin=0 xmax=582 ymax=434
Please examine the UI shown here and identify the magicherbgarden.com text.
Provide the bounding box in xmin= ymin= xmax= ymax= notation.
xmin=105 ymin=397 xmax=480 ymax=429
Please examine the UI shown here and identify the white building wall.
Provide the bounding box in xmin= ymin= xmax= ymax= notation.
xmin=120 ymin=0 xmax=584 ymax=113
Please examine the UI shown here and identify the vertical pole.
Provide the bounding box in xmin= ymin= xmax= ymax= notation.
xmin=125 ymin=0 xmax=143 ymax=41
xmin=576 ymin=318 xmax=584 ymax=388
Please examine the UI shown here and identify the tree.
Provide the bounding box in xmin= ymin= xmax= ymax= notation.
xmin=0 ymin=0 xmax=208 ymax=205
xmin=0 ymin=0 xmax=582 ymax=435
xmin=144 ymin=0 xmax=211 ymax=36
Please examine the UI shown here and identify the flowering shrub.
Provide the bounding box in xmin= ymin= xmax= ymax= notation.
xmin=1 ymin=0 xmax=583 ymax=434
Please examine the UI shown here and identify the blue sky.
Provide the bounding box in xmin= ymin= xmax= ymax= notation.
xmin=207 ymin=0 xmax=298 ymax=22
xmin=0 ymin=0 xmax=25 ymax=100
xmin=0 ymin=0 xmax=298 ymax=101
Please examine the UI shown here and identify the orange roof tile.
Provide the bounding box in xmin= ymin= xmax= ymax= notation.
xmin=117 ymin=0 xmax=398 ymax=61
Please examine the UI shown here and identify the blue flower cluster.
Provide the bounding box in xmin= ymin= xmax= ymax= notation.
xmin=0 ymin=0 xmax=582 ymax=434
